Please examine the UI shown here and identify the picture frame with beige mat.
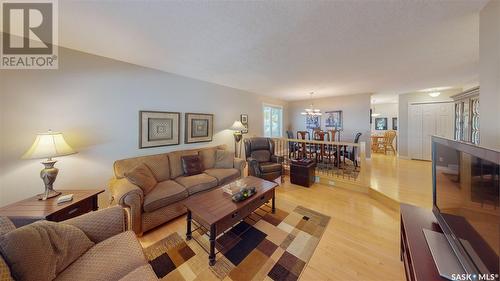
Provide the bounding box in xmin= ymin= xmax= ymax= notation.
xmin=185 ymin=113 xmax=214 ymax=144
xmin=140 ymin=111 xmax=181 ymax=148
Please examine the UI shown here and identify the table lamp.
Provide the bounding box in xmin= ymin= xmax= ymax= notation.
xmin=230 ymin=121 xmax=246 ymax=157
xmin=22 ymin=130 xmax=77 ymax=200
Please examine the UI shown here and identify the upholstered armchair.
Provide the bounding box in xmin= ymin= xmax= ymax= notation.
xmin=244 ymin=137 xmax=284 ymax=182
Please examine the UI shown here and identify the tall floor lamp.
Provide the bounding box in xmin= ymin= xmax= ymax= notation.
xmin=22 ymin=130 xmax=77 ymax=200
xmin=230 ymin=121 xmax=246 ymax=158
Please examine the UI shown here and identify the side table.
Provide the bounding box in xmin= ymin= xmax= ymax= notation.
xmin=0 ymin=189 xmax=104 ymax=227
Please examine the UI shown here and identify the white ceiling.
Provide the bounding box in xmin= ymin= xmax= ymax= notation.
xmin=56 ymin=0 xmax=485 ymax=101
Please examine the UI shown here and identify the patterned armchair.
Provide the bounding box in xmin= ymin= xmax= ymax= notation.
xmin=244 ymin=137 xmax=284 ymax=182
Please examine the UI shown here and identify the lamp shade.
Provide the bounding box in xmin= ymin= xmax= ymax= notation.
xmin=230 ymin=121 xmax=246 ymax=131
xmin=22 ymin=130 xmax=77 ymax=160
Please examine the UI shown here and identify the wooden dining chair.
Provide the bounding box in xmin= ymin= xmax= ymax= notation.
xmin=375 ymin=130 xmax=397 ymax=154
xmin=327 ymin=130 xmax=337 ymax=142
xmin=296 ymin=131 xmax=310 ymax=158
xmin=313 ymin=131 xmax=329 ymax=162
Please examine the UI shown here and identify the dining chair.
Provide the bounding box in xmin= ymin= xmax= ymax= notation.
xmin=375 ymin=131 xmax=397 ymax=154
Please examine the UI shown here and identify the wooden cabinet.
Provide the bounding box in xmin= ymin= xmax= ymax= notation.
xmin=400 ymin=204 xmax=446 ymax=281
xmin=451 ymin=87 xmax=480 ymax=145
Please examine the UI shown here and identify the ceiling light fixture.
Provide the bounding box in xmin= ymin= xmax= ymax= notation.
xmin=301 ymin=92 xmax=322 ymax=116
xmin=428 ymin=92 xmax=441 ymax=97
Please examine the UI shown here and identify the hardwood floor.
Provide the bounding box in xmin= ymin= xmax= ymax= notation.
xmin=369 ymin=153 xmax=433 ymax=209
xmin=140 ymin=180 xmax=406 ymax=281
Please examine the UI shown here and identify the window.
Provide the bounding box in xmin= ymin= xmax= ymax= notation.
xmin=263 ymin=104 xmax=283 ymax=137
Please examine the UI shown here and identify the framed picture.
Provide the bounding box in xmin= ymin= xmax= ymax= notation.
xmin=240 ymin=114 xmax=248 ymax=134
xmin=305 ymin=115 xmax=321 ymax=130
xmin=375 ymin=117 xmax=388 ymax=130
xmin=139 ymin=111 xmax=180 ymax=148
xmin=185 ymin=113 xmax=214 ymax=143
xmin=392 ymin=117 xmax=398 ymax=130
xmin=325 ymin=110 xmax=343 ymax=130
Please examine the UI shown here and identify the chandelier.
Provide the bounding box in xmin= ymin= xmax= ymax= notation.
xmin=300 ymin=92 xmax=322 ymax=116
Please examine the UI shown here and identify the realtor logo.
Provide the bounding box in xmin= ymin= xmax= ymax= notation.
xmin=1 ymin=0 xmax=58 ymax=69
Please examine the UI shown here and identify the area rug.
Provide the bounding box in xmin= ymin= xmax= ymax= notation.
xmin=143 ymin=205 xmax=330 ymax=281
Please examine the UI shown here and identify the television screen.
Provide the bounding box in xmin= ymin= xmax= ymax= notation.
xmin=434 ymin=140 xmax=499 ymax=275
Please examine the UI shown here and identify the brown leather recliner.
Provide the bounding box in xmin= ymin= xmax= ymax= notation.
xmin=244 ymin=137 xmax=284 ymax=182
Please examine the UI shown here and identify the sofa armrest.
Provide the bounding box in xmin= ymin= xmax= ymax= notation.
xmin=233 ymin=158 xmax=247 ymax=178
xmin=247 ymin=157 xmax=261 ymax=177
xmin=109 ymin=178 xmax=144 ymax=235
xmin=62 ymin=206 xmax=127 ymax=243
xmin=271 ymin=155 xmax=284 ymax=164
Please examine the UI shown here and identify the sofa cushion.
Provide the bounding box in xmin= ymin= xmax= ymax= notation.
xmin=199 ymin=148 xmax=216 ymax=169
xmin=204 ymin=168 xmax=240 ymax=185
xmin=55 ymin=231 xmax=147 ymax=281
xmin=175 ymin=174 xmax=218 ymax=195
xmin=251 ymin=150 xmax=271 ymax=162
xmin=0 ymin=217 xmax=15 ymax=235
xmin=181 ymin=155 xmax=203 ymax=176
xmin=169 ymin=150 xmax=198 ymax=179
xmin=214 ymin=149 xmax=234 ymax=169
xmin=259 ymin=162 xmax=282 ymax=173
xmin=118 ymin=264 xmax=158 ymax=281
xmin=143 ymin=180 xmax=188 ymax=213
xmin=114 ymin=153 xmax=170 ymax=181
xmin=0 ymin=221 xmax=94 ymax=281
xmin=124 ymin=163 xmax=158 ymax=195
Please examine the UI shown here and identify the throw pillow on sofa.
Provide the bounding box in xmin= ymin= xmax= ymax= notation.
xmin=214 ymin=149 xmax=233 ymax=169
xmin=124 ymin=163 xmax=157 ymax=195
xmin=181 ymin=155 xmax=203 ymax=176
xmin=0 ymin=221 xmax=94 ymax=281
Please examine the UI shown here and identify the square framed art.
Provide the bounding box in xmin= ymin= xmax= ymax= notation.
xmin=375 ymin=117 xmax=388 ymax=130
xmin=185 ymin=113 xmax=214 ymax=143
xmin=140 ymin=111 xmax=180 ymax=148
xmin=325 ymin=110 xmax=343 ymax=130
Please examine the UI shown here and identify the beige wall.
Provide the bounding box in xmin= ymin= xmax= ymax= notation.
xmin=288 ymin=93 xmax=371 ymax=155
xmin=0 ymin=48 xmax=287 ymax=207
xmin=479 ymin=0 xmax=500 ymax=149
xmin=398 ymin=89 xmax=462 ymax=158
xmin=371 ymin=103 xmax=398 ymax=132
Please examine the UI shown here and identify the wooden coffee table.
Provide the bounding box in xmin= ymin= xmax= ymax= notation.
xmin=183 ymin=176 xmax=278 ymax=266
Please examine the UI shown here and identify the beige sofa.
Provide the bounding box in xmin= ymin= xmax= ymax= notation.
xmin=109 ymin=145 xmax=246 ymax=235
xmin=0 ymin=206 xmax=158 ymax=281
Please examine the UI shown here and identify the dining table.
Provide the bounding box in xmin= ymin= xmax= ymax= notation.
xmin=371 ymin=135 xmax=385 ymax=152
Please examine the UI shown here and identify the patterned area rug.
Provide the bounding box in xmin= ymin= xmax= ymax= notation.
xmin=143 ymin=205 xmax=330 ymax=281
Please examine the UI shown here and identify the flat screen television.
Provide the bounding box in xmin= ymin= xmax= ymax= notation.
xmin=432 ymin=136 xmax=499 ymax=279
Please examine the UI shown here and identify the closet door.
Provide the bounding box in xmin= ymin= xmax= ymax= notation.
xmin=408 ymin=104 xmax=423 ymax=160
xmin=422 ymin=104 xmax=437 ymax=160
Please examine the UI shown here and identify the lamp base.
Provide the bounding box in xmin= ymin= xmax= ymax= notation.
xmin=38 ymin=159 xmax=61 ymax=201
xmin=37 ymin=189 xmax=62 ymax=200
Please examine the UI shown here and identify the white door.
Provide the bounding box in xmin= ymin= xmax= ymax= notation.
xmin=408 ymin=102 xmax=454 ymax=161
xmin=422 ymin=104 xmax=437 ymax=160
xmin=408 ymin=104 xmax=423 ymax=160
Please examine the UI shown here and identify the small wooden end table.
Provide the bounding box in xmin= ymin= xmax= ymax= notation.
xmin=0 ymin=189 xmax=104 ymax=227
xmin=183 ymin=176 xmax=277 ymax=266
